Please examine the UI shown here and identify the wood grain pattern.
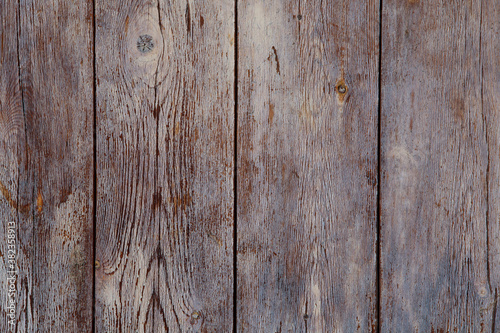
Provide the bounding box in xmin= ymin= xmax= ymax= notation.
xmin=483 ymin=1 xmax=500 ymax=330
xmin=237 ymin=0 xmax=380 ymax=331
xmin=95 ymin=0 xmax=234 ymax=331
xmin=155 ymin=1 xmax=235 ymax=331
xmin=1 ymin=0 xmax=95 ymax=331
xmin=380 ymin=0 xmax=499 ymax=331
xmin=1 ymin=0 xmax=499 ymax=330
xmin=0 ymin=1 xmax=29 ymax=331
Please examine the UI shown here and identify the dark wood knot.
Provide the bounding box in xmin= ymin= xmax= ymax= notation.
xmin=137 ymin=34 xmax=154 ymax=53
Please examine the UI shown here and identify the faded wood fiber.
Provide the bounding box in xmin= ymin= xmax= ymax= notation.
xmin=0 ymin=0 xmax=95 ymax=331
xmin=380 ymin=0 xmax=500 ymax=331
xmin=0 ymin=0 xmax=498 ymax=332
xmin=95 ymin=0 xmax=234 ymax=331
xmin=237 ymin=0 xmax=380 ymax=331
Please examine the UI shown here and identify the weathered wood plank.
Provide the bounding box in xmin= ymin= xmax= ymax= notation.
xmin=155 ymin=1 xmax=235 ymax=331
xmin=483 ymin=1 xmax=500 ymax=330
xmin=1 ymin=0 xmax=95 ymax=331
xmin=380 ymin=0 xmax=499 ymax=330
xmin=0 ymin=1 xmax=30 ymax=331
xmin=95 ymin=0 xmax=234 ymax=331
xmin=237 ymin=0 xmax=380 ymax=331
xmin=95 ymin=1 xmax=158 ymax=330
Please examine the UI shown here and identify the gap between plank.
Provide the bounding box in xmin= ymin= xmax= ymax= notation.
xmin=376 ymin=0 xmax=383 ymax=331
xmin=15 ymin=2 xmax=30 ymax=330
xmin=92 ymin=0 xmax=97 ymax=331
xmin=232 ymin=0 xmax=239 ymax=331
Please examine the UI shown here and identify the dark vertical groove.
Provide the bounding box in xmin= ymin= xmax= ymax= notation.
xmin=232 ymin=0 xmax=238 ymax=332
xmin=92 ymin=0 xmax=97 ymax=331
xmin=16 ymin=1 xmax=28 ymax=330
xmin=478 ymin=0 xmax=492 ymax=296
xmin=376 ymin=0 xmax=383 ymax=332
xmin=492 ymin=288 xmax=498 ymax=333
xmin=16 ymin=1 xmax=27 ymax=167
xmin=478 ymin=2 xmax=496 ymax=332
xmin=153 ymin=1 xmax=163 ymax=329
xmin=304 ymin=301 xmax=308 ymax=333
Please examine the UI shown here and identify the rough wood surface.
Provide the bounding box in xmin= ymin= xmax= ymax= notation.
xmin=237 ymin=0 xmax=380 ymax=331
xmin=2 ymin=0 xmax=500 ymax=330
xmin=0 ymin=0 xmax=95 ymax=331
xmin=94 ymin=0 xmax=234 ymax=331
xmin=380 ymin=0 xmax=499 ymax=331
xmin=483 ymin=1 xmax=500 ymax=330
xmin=0 ymin=1 xmax=29 ymax=331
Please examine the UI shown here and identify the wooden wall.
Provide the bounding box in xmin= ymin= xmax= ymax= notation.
xmin=0 ymin=0 xmax=498 ymax=331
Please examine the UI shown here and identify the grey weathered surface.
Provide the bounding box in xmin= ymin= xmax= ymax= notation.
xmin=0 ymin=1 xmax=29 ymax=331
xmin=2 ymin=0 xmax=500 ymax=330
xmin=237 ymin=0 xmax=380 ymax=331
xmin=1 ymin=0 xmax=95 ymax=331
xmin=483 ymin=1 xmax=500 ymax=330
xmin=155 ymin=1 xmax=235 ymax=331
xmin=95 ymin=0 xmax=234 ymax=331
xmin=380 ymin=0 xmax=499 ymax=331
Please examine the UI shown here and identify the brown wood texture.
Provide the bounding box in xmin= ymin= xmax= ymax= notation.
xmin=0 ymin=1 xmax=28 ymax=331
xmin=1 ymin=0 xmax=500 ymax=331
xmin=0 ymin=0 xmax=95 ymax=331
xmin=380 ymin=0 xmax=499 ymax=331
xmin=94 ymin=0 xmax=234 ymax=331
xmin=483 ymin=1 xmax=500 ymax=330
xmin=237 ymin=0 xmax=380 ymax=331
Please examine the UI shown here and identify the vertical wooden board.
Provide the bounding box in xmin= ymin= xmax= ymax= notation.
xmin=23 ymin=0 xmax=95 ymax=330
xmin=1 ymin=0 xmax=95 ymax=331
xmin=95 ymin=0 xmax=159 ymax=330
xmin=237 ymin=0 xmax=379 ymax=331
xmin=96 ymin=0 xmax=234 ymax=331
xmin=482 ymin=0 xmax=500 ymax=329
xmin=0 ymin=1 xmax=31 ymax=331
xmin=156 ymin=0 xmax=234 ymax=331
xmin=380 ymin=0 xmax=497 ymax=330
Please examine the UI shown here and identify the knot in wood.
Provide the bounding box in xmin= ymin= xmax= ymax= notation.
xmin=337 ymin=84 xmax=347 ymax=94
xmin=335 ymin=79 xmax=349 ymax=106
xmin=137 ymin=34 xmax=154 ymax=53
